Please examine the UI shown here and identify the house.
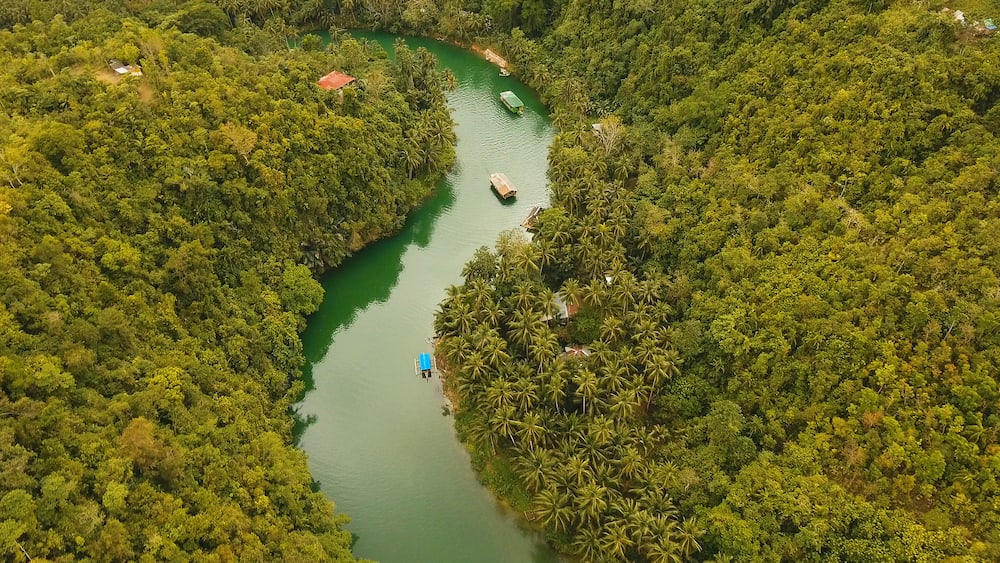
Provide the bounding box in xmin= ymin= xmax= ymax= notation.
xmin=317 ymin=71 xmax=356 ymax=91
xmin=542 ymin=294 xmax=580 ymax=323
xmin=108 ymin=59 xmax=142 ymax=76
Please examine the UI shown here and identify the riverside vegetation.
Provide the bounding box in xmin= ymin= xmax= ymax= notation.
xmin=0 ymin=4 xmax=456 ymax=560
xmin=416 ymin=1 xmax=997 ymax=562
xmin=4 ymin=0 xmax=1000 ymax=561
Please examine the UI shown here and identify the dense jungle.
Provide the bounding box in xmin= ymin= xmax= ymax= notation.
xmin=2 ymin=0 xmax=1000 ymax=561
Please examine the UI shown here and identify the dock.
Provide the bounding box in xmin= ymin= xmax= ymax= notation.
xmin=483 ymin=49 xmax=509 ymax=69
xmin=499 ymin=91 xmax=525 ymax=114
xmin=520 ymin=206 xmax=544 ymax=230
xmin=490 ymin=172 xmax=517 ymax=199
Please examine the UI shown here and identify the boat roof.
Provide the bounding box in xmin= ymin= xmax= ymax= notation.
xmin=500 ymin=91 xmax=524 ymax=108
xmin=490 ymin=172 xmax=517 ymax=197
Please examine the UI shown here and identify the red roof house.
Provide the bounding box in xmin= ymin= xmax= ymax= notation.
xmin=317 ymin=71 xmax=356 ymax=91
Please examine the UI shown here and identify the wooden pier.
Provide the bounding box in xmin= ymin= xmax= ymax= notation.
xmin=521 ymin=206 xmax=544 ymax=230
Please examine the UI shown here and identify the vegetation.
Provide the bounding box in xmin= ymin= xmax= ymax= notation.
xmin=6 ymin=0 xmax=1000 ymax=561
xmin=425 ymin=0 xmax=1000 ymax=561
xmin=0 ymin=6 xmax=455 ymax=561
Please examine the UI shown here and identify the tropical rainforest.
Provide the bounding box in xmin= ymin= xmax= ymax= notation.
xmin=0 ymin=3 xmax=456 ymax=560
xmin=3 ymin=0 xmax=1000 ymax=561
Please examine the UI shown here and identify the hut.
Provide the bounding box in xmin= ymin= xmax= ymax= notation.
xmin=108 ymin=59 xmax=142 ymax=76
xmin=317 ymin=71 xmax=356 ymax=91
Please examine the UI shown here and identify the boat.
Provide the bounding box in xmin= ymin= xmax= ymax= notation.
xmin=489 ymin=172 xmax=517 ymax=199
xmin=499 ymin=91 xmax=524 ymax=114
xmin=414 ymin=352 xmax=434 ymax=378
xmin=499 ymin=68 xmax=510 ymax=77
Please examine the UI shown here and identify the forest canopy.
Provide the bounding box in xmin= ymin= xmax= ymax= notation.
xmin=0 ymin=6 xmax=455 ymax=561
xmin=416 ymin=0 xmax=1000 ymax=561
xmin=5 ymin=0 xmax=1000 ymax=561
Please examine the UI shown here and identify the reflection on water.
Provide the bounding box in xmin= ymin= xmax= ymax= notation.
xmin=297 ymin=32 xmax=559 ymax=563
xmin=300 ymin=179 xmax=456 ymax=367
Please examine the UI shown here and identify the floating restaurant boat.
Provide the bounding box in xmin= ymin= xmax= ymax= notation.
xmin=489 ymin=172 xmax=517 ymax=199
xmin=499 ymin=90 xmax=524 ymax=114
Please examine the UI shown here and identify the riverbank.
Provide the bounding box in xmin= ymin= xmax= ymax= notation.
xmin=297 ymin=30 xmax=558 ymax=562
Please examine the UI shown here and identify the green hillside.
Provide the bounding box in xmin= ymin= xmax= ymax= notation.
xmin=0 ymin=8 xmax=454 ymax=561
xmin=423 ymin=0 xmax=1000 ymax=560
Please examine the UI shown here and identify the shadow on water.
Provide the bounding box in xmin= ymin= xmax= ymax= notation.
xmin=294 ymin=178 xmax=456 ymax=442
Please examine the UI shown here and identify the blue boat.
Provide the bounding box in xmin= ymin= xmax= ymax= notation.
xmin=416 ymin=352 xmax=434 ymax=378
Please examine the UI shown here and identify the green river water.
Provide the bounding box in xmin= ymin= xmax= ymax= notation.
xmin=296 ymin=32 xmax=559 ymax=562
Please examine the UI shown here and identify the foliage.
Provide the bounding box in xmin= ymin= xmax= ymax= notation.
xmin=435 ymin=0 xmax=1000 ymax=561
xmin=0 ymin=8 xmax=454 ymax=561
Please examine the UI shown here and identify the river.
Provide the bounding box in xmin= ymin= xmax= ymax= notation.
xmin=296 ymin=32 xmax=559 ymax=563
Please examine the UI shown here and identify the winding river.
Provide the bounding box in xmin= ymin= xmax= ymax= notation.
xmin=296 ymin=33 xmax=559 ymax=562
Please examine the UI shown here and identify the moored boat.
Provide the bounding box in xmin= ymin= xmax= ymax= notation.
xmin=499 ymin=90 xmax=524 ymax=114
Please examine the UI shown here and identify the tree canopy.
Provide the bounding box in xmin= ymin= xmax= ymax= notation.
xmin=428 ymin=0 xmax=1000 ymax=561
xmin=0 ymin=6 xmax=455 ymax=561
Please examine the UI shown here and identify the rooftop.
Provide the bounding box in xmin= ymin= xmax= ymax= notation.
xmin=318 ymin=71 xmax=356 ymax=91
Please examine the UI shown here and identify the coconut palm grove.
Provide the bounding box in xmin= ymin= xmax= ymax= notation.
xmin=3 ymin=0 xmax=1000 ymax=561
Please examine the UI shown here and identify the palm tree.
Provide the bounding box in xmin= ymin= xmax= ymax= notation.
xmin=543 ymin=362 xmax=569 ymax=413
xmin=537 ymin=287 xmax=560 ymax=322
xmin=573 ymin=368 xmax=600 ymax=416
xmin=587 ymin=415 xmax=616 ymax=448
xmin=508 ymin=308 xmax=544 ymax=352
xmin=517 ymin=445 xmax=555 ymax=492
xmin=480 ymin=300 xmax=503 ymax=329
xmin=677 ymin=517 xmax=704 ymax=558
xmin=609 ymin=388 xmax=640 ymax=422
xmin=462 ymin=351 xmax=489 ymax=384
xmin=601 ymin=363 xmax=630 ymax=396
xmin=645 ymin=538 xmax=683 ymax=563
xmin=401 ymin=141 xmax=422 ymax=179
xmin=562 ymin=454 xmax=592 ymax=487
xmin=617 ymin=444 xmax=644 ymax=482
xmin=451 ymin=299 xmax=475 ymax=334
xmin=572 ymin=525 xmax=604 ymax=563
xmin=528 ymin=330 xmax=560 ymax=373
xmin=490 ymin=405 xmax=519 ymax=446
xmin=486 ymin=378 xmax=516 ymax=411
xmin=536 ymin=239 xmax=557 ymax=272
xmin=533 ymin=486 xmax=574 ymax=534
xmin=560 ymin=278 xmax=585 ymax=310
xmin=610 ymin=269 xmax=638 ymax=315
xmin=575 ymin=481 xmax=609 ymax=523
xmin=512 ymin=376 xmax=540 ymax=412
xmin=600 ymin=314 xmax=626 ymax=344
xmin=588 ymin=340 xmax=614 ymax=370
xmin=583 ymin=278 xmax=607 ymax=309
xmin=515 ymin=411 xmax=547 ymax=450
xmin=464 ymin=413 xmax=497 ymax=454
xmin=511 ymin=280 xmax=536 ymax=310
xmin=599 ymin=520 xmax=634 ymax=561
xmin=480 ymin=329 xmax=511 ymax=370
